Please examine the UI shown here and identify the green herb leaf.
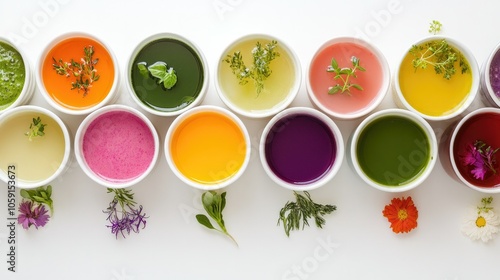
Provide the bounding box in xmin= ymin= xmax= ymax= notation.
xmin=223 ymin=40 xmax=280 ymax=96
xmin=197 ymin=191 xmax=238 ymax=246
xmin=148 ymin=62 xmax=168 ymax=83
xmin=196 ymin=214 xmax=215 ymax=230
xmin=163 ymin=67 xmax=177 ymax=89
xmin=410 ymin=21 xmax=469 ymax=80
xmin=137 ymin=62 xmax=149 ymax=78
xmin=326 ymin=56 xmax=365 ymax=95
xmin=278 ymin=191 xmax=336 ymax=237
xmin=25 ymin=116 xmax=47 ymax=141
xmin=20 ymin=189 xmax=30 ymax=200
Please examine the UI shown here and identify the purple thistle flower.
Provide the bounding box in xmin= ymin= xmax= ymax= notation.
xmin=18 ymin=200 xmax=50 ymax=230
xmin=461 ymin=141 xmax=499 ymax=181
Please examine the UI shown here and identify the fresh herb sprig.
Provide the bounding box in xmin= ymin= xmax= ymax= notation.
xmin=52 ymin=45 xmax=100 ymax=96
xmin=278 ymin=191 xmax=336 ymax=237
xmin=327 ymin=56 xmax=366 ymax=95
xmin=137 ymin=61 xmax=178 ymax=90
xmin=409 ymin=20 xmax=469 ymax=80
xmin=478 ymin=196 xmax=494 ymax=214
xmin=20 ymin=185 xmax=54 ymax=215
xmin=25 ymin=116 xmax=46 ymax=141
xmin=223 ymin=40 xmax=280 ymax=96
xmin=196 ymin=191 xmax=238 ymax=246
xmin=103 ymin=188 xmax=148 ymax=239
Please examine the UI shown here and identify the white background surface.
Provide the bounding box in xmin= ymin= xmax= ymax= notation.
xmin=1 ymin=0 xmax=499 ymax=279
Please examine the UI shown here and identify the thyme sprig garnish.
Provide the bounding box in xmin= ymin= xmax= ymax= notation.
xmin=409 ymin=20 xmax=470 ymax=80
xmin=223 ymin=40 xmax=280 ymax=96
xmin=326 ymin=56 xmax=366 ymax=95
xmin=196 ymin=191 xmax=238 ymax=246
xmin=278 ymin=191 xmax=337 ymax=237
xmin=25 ymin=116 xmax=46 ymax=141
xmin=52 ymin=45 xmax=100 ymax=96
xmin=103 ymin=188 xmax=148 ymax=239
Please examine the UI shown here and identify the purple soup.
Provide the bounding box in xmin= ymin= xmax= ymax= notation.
xmin=264 ymin=113 xmax=336 ymax=185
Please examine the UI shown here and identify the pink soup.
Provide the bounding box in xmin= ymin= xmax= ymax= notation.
xmin=82 ymin=110 xmax=155 ymax=182
xmin=309 ymin=41 xmax=383 ymax=115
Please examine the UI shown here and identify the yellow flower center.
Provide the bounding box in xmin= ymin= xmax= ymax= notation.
xmin=398 ymin=209 xmax=408 ymax=220
xmin=476 ymin=216 xmax=486 ymax=228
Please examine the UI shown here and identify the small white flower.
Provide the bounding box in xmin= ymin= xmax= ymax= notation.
xmin=461 ymin=207 xmax=500 ymax=242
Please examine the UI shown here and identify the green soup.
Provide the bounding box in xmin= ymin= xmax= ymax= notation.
xmin=0 ymin=42 xmax=25 ymax=110
xmin=131 ymin=38 xmax=204 ymax=113
xmin=356 ymin=115 xmax=430 ymax=186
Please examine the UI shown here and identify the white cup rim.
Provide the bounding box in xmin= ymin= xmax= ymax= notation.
xmin=0 ymin=105 xmax=71 ymax=189
xmin=259 ymin=106 xmax=344 ymax=191
xmin=481 ymin=42 xmax=500 ymax=107
xmin=165 ymin=105 xmax=251 ymax=190
xmin=125 ymin=32 xmax=209 ymax=117
xmin=215 ymin=33 xmax=301 ymax=118
xmin=393 ymin=35 xmax=479 ymax=121
xmin=36 ymin=32 xmax=120 ymax=115
xmin=350 ymin=108 xmax=437 ymax=192
xmin=0 ymin=37 xmax=34 ymax=114
xmin=449 ymin=107 xmax=500 ymax=193
xmin=74 ymin=104 xmax=159 ymax=188
xmin=306 ymin=36 xmax=390 ymax=120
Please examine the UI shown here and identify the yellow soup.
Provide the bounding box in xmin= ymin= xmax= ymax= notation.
xmin=170 ymin=111 xmax=247 ymax=185
xmin=0 ymin=111 xmax=66 ymax=183
xmin=398 ymin=45 xmax=472 ymax=117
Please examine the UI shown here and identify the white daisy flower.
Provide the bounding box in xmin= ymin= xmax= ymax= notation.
xmin=461 ymin=197 xmax=500 ymax=242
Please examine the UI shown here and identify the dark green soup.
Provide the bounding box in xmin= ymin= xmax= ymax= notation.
xmin=356 ymin=115 xmax=430 ymax=186
xmin=131 ymin=38 xmax=204 ymax=112
xmin=0 ymin=42 xmax=25 ymax=110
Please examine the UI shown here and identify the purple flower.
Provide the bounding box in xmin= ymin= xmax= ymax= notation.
xmin=461 ymin=144 xmax=479 ymax=166
xmin=104 ymin=199 xmax=148 ymax=239
xmin=18 ymin=200 xmax=50 ymax=230
xmin=461 ymin=141 xmax=499 ymax=181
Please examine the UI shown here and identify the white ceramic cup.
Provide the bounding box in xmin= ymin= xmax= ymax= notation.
xmin=259 ymin=107 xmax=344 ymax=191
xmin=306 ymin=37 xmax=390 ymax=120
xmin=126 ymin=33 xmax=208 ymax=117
xmin=74 ymin=105 xmax=159 ymax=188
xmin=349 ymin=108 xmax=437 ymax=192
xmin=0 ymin=105 xmax=71 ymax=189
xmin=165 ymin=105 xmax=251 ymax=190
xmin=393 ymin=35 xmax=479 ymax=121
xmin=215 ymin=34 xmax=301 ymax=118
xmin=36 ymin=32 xmax=120 ymax=115
xmin=480 ymin=41 xmax=500 ymax=108
xmin=0 ymin=37 xmax=35 ymax=114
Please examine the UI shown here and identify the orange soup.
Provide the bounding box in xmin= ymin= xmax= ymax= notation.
xmin=170 ymin=111 xmax=247 ymax=185
xmin=42 ymin=36 xmax=115 ymax=110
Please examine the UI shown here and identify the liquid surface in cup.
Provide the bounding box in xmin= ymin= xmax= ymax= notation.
xmin=0 ymin=42 xmax=25 ymax=110
xmin=309 ymin=41 xmax=383 ymax=115
xmin=399 ymin=41 xmax=472 ymax=117
xmin=264 ymin=114 xmax=336 ymax=185
xmin=356 ymin=115 xmax=430 ymax=186
xmin=0 ymin=111 xmax=65 ymax=182
xmin=170 ymin=111 xmax=247 ymax=185
xmin=42 ymin=36 xmax=115 ymax=110
xmin=453 ymin=112 xmax=500 ymax=187
xmin=131 ymin=38 xmax=204 ymax=112
xmin=82 ymin=111 xmax=155 ymax=182
xmin=218 ymin=38 xmax=296 ymax=113
xmin=489 ymin=50 xmax=500 ymax=98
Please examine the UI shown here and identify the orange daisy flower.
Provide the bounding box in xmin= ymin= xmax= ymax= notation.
xmin=382 ymin=196 xmax=418 ymax=233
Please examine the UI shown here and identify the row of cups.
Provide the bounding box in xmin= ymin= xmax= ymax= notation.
xmin=2 ymin=31 xmax=500 ymax=120
xmin=1 ymin=32 xmax=500 ymax=193
xmin=1 ymin=103 xmax=499 ymax=195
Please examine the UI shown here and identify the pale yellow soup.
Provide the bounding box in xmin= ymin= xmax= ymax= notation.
xmin=398 ymin=43 xmax=472 ymax=117
xmin=0 ymin=111 xmax=66 ymax=182
xmin=218 ymin=38 xmax=296 ymax=113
